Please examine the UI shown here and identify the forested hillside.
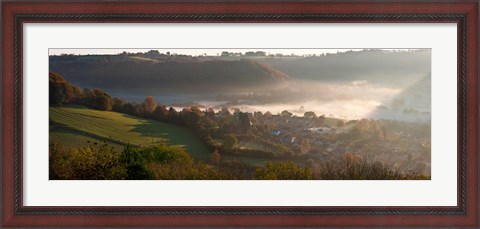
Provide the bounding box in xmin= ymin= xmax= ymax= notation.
xmin=50 ymin=55 xmax=288 ymax=93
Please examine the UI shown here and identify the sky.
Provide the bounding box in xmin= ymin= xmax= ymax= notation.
xmin=48 ymin=48 xmax=412 ymax=56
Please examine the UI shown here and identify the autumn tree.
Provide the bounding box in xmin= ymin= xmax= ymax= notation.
xmin=254 ymin=111 xmax=264 ymax=119
xmin=218 ymin=108 xmax=234 ymax=136
xmin=198 ymin=115 xmax=219 ymax=138
xmin=67 ymin=84 xmax=84 ymax=103
xmin=281 ymin=110 xmax=293 ymax=117
xmin=93 ymin=94 xmax=112 ymax=111
xmin=122 ymin=103 xmax=137 ymax=115
xmin=82 ymin=88 xmax=95 ymax=105
xmin=143 ymin=96 xmax=157 ymax=113
xmin=181 ymin=107 xmax=203 ymax=128
xmin=153 ymin=105 xmax=169 ymax=121
xmin=299 ymin=139 xmax=311 ymax=155
xmin=49 ymin=72 xmax=69 ymax=105
xmin=88 ymin=88 xmax=112 ymax=111
xmin=219 ymin=107 xmax=231 ymax=116
xmin=238 ymin=112 xmax=252 ymax=134
xmin=304 ymin=111 xmax=317 ymax=119
xmin=112 ymin=98 xmax=126 ymax=112
xmin=221 ymin=134 xmax=238 ymax=153
xmin=168 ymin=107 xmax=181 ymax=124
xmin=210 ymin=149 xmax=221 ymax=165
xmin=79 ymin=88 xmax=113 ymax=111
xmin=315 ymin=115 xmax=326 ymax=126
xmin=168 ymin=107 xmax=178 ymax=116
xmin=206 ymin=107 xmax=216 ymax=120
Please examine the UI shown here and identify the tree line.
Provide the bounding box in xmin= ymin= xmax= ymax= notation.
xmin=50 ymin=72 xmax=113 ymax=110
xmin=50 ymin=71 xmax=290 ymax=158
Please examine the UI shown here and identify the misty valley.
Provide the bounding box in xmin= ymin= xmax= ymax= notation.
xmin=49 ymin=49 xmax=431 ymax=180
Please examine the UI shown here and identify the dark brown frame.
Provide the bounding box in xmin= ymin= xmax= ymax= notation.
xmin=2 ymin=0 xmax=479 ymax=227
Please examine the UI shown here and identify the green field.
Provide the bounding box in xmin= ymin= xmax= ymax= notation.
xmin=49 ymin=106 xmax=211 ymax=161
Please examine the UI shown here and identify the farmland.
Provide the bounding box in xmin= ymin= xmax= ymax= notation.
xmin=49 ymin=106 xmax=211 ymax=161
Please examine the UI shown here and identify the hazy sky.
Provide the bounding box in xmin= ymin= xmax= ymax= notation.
xmin=48 ymin=48 xmax=411 ymax=56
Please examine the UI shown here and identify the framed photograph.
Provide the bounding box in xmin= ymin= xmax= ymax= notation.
xmin=2 ymin=0 xmax=478 ymax=227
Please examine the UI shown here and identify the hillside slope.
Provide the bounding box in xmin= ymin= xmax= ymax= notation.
xmin=257 ymin=50 xmax=431 ymax=87
xmin=49 ymin=106 xmax=211 ymax=160
xmin=49 ymin=56 xmax=289 ymax=93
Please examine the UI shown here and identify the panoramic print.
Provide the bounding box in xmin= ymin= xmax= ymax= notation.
xmin=49 ymin=48 xmax=431 ymax=180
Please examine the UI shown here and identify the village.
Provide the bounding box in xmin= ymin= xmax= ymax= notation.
xmin=222 ymin=109 xmax=431 ymax=177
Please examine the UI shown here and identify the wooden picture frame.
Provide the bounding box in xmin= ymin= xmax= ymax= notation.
xmin=2 ymin=0 xmax=478 ymax=227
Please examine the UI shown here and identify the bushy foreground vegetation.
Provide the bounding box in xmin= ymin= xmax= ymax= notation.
xmin=49 ymin=142 xmax=427 ymax=180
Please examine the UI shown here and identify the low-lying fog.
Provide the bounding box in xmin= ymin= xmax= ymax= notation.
xmin=51 ymin=49 xmax=432 ymax=123
xmin=111 ymin=75 xmax=431 ymax=123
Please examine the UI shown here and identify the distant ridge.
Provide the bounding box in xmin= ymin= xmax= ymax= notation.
xmin=257 ymin=49 xmax=431 ymax=87
xmin=50 ymin=54 xmax=289 ymax=93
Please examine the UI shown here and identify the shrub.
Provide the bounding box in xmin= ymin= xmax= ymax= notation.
xmin=49 ymin=142 xmax=127 ymax=180
xmin=119 ymin=145 xmax=155 ymax=180
xmin=256 ymin=161 xmax=313 ymax=180
xmin=316 ymin=159 xmax=428 ymax=180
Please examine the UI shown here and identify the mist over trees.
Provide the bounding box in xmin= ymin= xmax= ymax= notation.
xmin=49 ymin=49 xmax=431 ymax=122
xmin=50 ymin=49 xmax=432 ymax=178
xmin=49 ymin=71 xmax=431 ymax=180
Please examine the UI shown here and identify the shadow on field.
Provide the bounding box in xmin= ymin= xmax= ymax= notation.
xmin=50 ymin=120 xmax=128 ymax=146
xmin=127 ymin=119 xmax=172 ymax=139
xmin=76 ymin=113 xmax=107 ymax=120
xmin=126 ymin=119 xmax=211 ymax=160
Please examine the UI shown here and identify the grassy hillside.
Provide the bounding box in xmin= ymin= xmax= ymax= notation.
xmin=49 ymin=106 xmax=211 ymax=161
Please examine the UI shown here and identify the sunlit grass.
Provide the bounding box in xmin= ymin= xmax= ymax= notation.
xmin=49 ymin=106 xmax=211 ymax=160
